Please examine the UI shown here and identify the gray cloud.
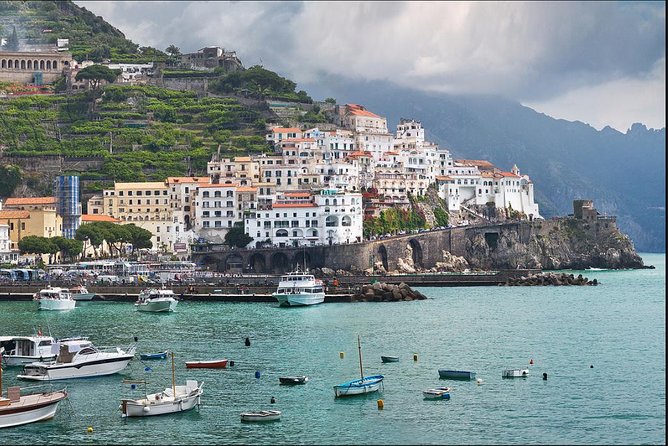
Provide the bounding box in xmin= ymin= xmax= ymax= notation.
xmin=76 ymin=1 xmax=665 ymax=131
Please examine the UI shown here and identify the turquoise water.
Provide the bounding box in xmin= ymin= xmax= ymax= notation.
xmin=1 ymin=254 xmax=664 ymax=445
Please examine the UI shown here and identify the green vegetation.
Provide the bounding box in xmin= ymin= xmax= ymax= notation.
xmin=74 ymin=65 xmax=121 ymax=89
xmin=18 ymin=235 xmax=83 ymax=263
xmin=210 ymin=65 xmax=312 ymax=103
xmin=224 ymin=222 xmax=254 ymax=248
xmin=75 ymin=221 xmax=152 ymax=258
xmin=0 ymin=165 xmax=22 ymax=196
xmin=363 ymin=207 xmax=428 ymax=239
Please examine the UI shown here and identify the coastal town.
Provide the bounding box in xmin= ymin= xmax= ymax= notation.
xmin=0 ymin=44 xmax=542 ymax=266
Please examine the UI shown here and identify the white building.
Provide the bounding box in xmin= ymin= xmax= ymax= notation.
xmin=194 ymin=183 xmax=239 ymax=242
xmin=244 ymin=189 xmax=363 ymax=248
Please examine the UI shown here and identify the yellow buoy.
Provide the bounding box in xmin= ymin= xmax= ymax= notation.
xmin=413 ymin=353 xmax=418 ymax=361
xmin=339 ymin=351 xmax=345 ymax=359
xmin=87 ymin=427 xmax=94 ymax=433
xmin=377 ymin=399 xmax=384 ymax=410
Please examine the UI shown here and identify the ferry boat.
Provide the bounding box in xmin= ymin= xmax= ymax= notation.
xmin=272 ymin=268 xmax=325 ymax=307
xmin=33 ymin=287 xmax=76 ymax=311
xmin=135 ymin=288 xmax=179 ymax=313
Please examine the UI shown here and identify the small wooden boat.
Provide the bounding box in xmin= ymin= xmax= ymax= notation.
xmin=334 ymin=336 xmax=384 ymax=398
xmin=502 ymin=368 xmax=529 ymax=378
xmin=279 ymin=376 xmax=308 ymax=385
xmin=381 ymin=355 xmax=399 ymax=363
xmin=438 ymin=369 xmax=476 ymax=380
xmin=140 ymin=351 xmax=167 ymax=360
xmin=185 ymin=359 xmax=228 ymax=369
xmin=240 ymin=410 xmax=281 ymax=422
xmin=423 ymin=386 xmax=452 ymax=400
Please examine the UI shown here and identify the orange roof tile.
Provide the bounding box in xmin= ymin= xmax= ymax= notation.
xmin=0 ymin=210 xmax=30 ymax=219
xmin=272 ymin=127 xmax=301 ymax=133
xmin=272 ymin=203 xmax=317 ymax=208
xmin=498 ymin=172 xmax=520 ymax=178
xmin=82 ymin=214 xmax=121 ymax=223
xmin=435 ymin=175 xmax=453 ymax=181
xmin=167 ymin=177 xmax=210 ymax=184
xmin=236 ymin=186 xmax=257 ymax=192
xmin=4 ymin=197 xmax=56 ymax=206
xmin=284 ymin=192 xmax=311 ymax=198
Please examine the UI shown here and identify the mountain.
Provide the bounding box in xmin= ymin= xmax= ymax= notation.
xmin=302 ymin=78 xmax=666 ymax=253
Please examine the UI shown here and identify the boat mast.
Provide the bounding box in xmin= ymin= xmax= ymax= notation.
xmin=171 ymin=351 xmax=176 ymax=397
xmin=357 ymin=335 xmax=364 ymax=380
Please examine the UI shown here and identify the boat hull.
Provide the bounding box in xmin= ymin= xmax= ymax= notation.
xmin=273 ymin=292 xmax=325 ymax=307
xmin=135 ymin=299 xmax=178 ymax=313
xmin=3 ymin=355 xmax=57 ymax=367
xmin=0 ymin=390 xmax=67 ymax=429
xmin=185 ymin=359 xmax=228 ymax=369
xmin=381 ymin=356 xmax=399 ymax=363
xmin=72 ymin=293 xmax=96 ymax=301
xmin=334 ymin=375 xmax=384 ymax=397
xmin=140 ymin=352 xmax=167 ymax=360
xmin=438 ymin=369 xmax=476 ymax=380
xmin=423 ymin=390 xmax=451 ymax=400
xmin=240 ymin=410 xmax=281 ymax=422
xmin=279 ymin=376 xmax=308 ymax=385
xmin=121 ymin=392 xmax=201 ymax=417
xmin=17 ymin=355 xmax=135 ymax=381
xmin=502 ymin=369 xmax=529 ymax=378
xmin=38 ymin=299 xmax=76 ymax=311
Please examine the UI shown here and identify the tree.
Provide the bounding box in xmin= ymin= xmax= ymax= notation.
xmin=165 ymin=44 xmax=181 ymax=57
xmin=52 ymin=237 xmax=84 ymax=263
xmin=0 ymin=164 xmax=22 ymax=197
xmin=224 ymin=222 xmax=253 ymax=248
xmin=75 ymin=65 xmax=121 ymax=89
xmin=324 ymin=97 xmax=337 ymax=104
xmin=75 ymin=223 xmax=105 ymax=258
xmin=18 ymin=236 xmax=55 ymax=256
xmin=123 ymin=224 xmax=153 ymax=253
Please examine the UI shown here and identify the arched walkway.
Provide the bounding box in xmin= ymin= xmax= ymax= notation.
xmin=377 ymin=245 xmax=389 ymax=272
xmin=249 ymin=253 xmax=267 ymax=273
xmin=408 ymin=239 xmax=423 ymax=269
xmin=270 ymin=252 xmax=290 ymax=274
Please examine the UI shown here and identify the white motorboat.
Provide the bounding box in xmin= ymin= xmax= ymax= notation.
xmin=135 ymin=288 xmax=178 ymax=313
xmin=33 ymin=287 xmax=75 ymax=311
xmin=17 ymin=339 xmax=136 ymax=381
xmin=502 ymin=368 xmax=529 ymax=378
xmin=423 ymin=386 xmax=452 ymax=400
xmin=70 ymin=285 xmax=96 ymax=301
xmin=240 ymin=410 xmax=281 ymax=422
xmin=272 ymin=268 xmax=325 ymax=307
xmin=1 ymin=352 xmax=68 ymax=429
xmin=0 ymin=334 xmax=56 ymax=366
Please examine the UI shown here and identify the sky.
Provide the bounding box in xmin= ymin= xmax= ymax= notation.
xmin=75 ymin=1 xmax=665 ymax=133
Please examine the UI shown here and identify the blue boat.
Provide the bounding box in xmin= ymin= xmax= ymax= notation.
xmin=140 ymin=351 xmax=167 ymax=360
xmin=438 ymin=369 xmax=476 ymax=380
xmin=334 ymin=375 xmax=384 ymax=397
xmin=334 ymin=335 xmax=384 ymax=397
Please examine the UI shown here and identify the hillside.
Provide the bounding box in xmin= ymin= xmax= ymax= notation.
xmin=303 ymin=77 xmax=666 ymax=253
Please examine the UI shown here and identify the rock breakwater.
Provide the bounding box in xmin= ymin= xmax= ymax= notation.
xmin=352 ymin=282 xmax=427 ymax=302
xmin=503 ymin=272 xmax=598 ymax=286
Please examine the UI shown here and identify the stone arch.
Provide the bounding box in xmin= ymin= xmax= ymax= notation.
xmin=408 ymin=238 xmax=423 ymax=269
xmin=27 ymin=60 xmax=32 ymax=69
xmin=224 ymin=253 xmax=243 ymax=272
xmin=21 ymin=60 xmax=26 ymax=69
xmin=249 ymin=253 xmax=267 ymax=273
xmin=1 ymin=60 xmax=5 ymax=69
xmin=377 ymin=244 xmax=389 ymax=272
xmin=40 ymin=60 xmax=45 ymax=70
xmin=270 ymin=252 xmax=290 ymax=274
xmin=341 ymin=215 xmax=352 ymax=227
xmin=46 ymin=60 xmax=51 ymax=70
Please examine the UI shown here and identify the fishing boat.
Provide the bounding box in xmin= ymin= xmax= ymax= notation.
xmin=333 ymin=335 xmax=384 ymax=397
xmin=502 ymin=368 xmax=529 ymax=378
xmin=279 ymin=376 xmax=308 ymax=385
xmin=70 ymin=285 xmax=96 ymax=301
xmin=423 ymin=386 xmax=452 ymax=400
xmin=185 ymin=359 xmax=228 ymax=369
xmin=140 ymin=352 xmax=167 ymax=360
xmin=0 ymin=333 xmax=56 ymax=366
xmin=120 ymin=353 xmax=203 ymax=417
xmin=135 ymin=288 xmax=178 ymax=313
xmin=17 ymin=338 xmax=136 ymax=381
xmin=381 ymin=355 xmax=399 ymax=363
xmin=272 ymin=267 xmax=325 ymax=307
xmin=438 ymin=369 xmax=476 ymax=380
xmin=1 ymin=350 xmax=68 ymax=429
xmin=33 ymin=287 xmax=75 ymax=311
xmin=240 ymin=410 xmax=281 ymax=422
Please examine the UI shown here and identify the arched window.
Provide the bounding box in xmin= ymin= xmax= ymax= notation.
xmin=341 ymin=216 xmax=352 ymax=227
xmin=276 ymin=229 xmax=288 ymax=237
xmin=20 ymin=60 xmax=26 ymax=70
xmin=214 ymin=191 xmax=221 ymax=197
xmin=226 ymin=191 xmax=234 ymax=197
xmin=325 ymin=215 xmax=338 ymax=227
xmin=46 ymin=60 xmax=51 ymax=70
xmin=202 ymin=191 xmax=210 ymax=198
xmin=52 ymin=60 xmax=58 ymax=69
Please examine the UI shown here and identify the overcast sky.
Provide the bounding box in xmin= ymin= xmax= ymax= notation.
xmin=76 ymin=1 xmax=665 ymax=133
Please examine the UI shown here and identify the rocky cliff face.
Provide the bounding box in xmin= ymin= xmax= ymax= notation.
xmin=464 ymin=218 xmax=645 ymax=270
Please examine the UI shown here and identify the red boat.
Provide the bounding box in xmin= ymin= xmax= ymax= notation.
xmin=185 ymin=359 xmax=228 ymax=369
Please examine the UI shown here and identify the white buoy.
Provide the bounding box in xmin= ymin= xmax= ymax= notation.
xmin=143 ymin=406 xmax=150 ymax=413
xmin=476 ymin=378 xmax=484 ymax=385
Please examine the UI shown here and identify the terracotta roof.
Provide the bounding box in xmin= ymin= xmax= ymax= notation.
xmin=455 ymin=159 xmax=495 ymax=169
xmin=435 ymin=175 xmax=453 ymax=181
xmin=0 ymin=210 xmax=30 ymax=219
xmin=4 ymin=197 xmax=56 ymax=206
xmin=348 ymin=151 xmax=372 ymax=158
xmin=233 ymin=156 xmax=252 ymax=162
xmin=498 ymin=172 xmax=520 ymax=178
xmin=82 ymin=214 xmax=121 ymax=223
xmin=284 ymin=192 xmax=311 ymax=198
xmin=272 ymin=127 xmax=301 ymax=133
xmin=167 ymin=177 xmax=209 ymax=184
xmin=200 ymin=184 xmax=237 ymax=189
xmin=236 ymin=186 xmax=257 ymax=192
xmin=115 ymin=182 xmax=166 ymax=189
xmin=272 ymin=203 xmax=317 ymax=208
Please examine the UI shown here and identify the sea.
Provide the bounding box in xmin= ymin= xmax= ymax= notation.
xmin=0 ymin=253 xmax=664 ymax=445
